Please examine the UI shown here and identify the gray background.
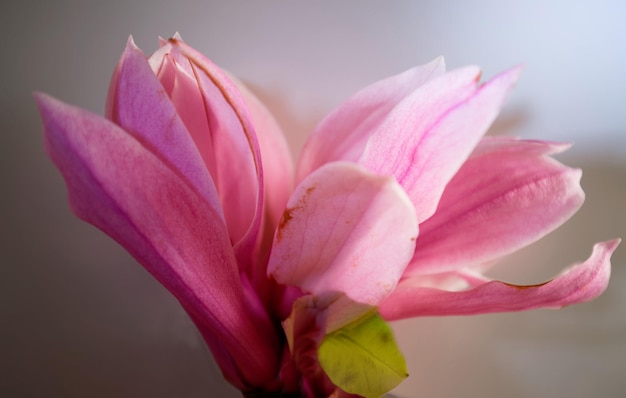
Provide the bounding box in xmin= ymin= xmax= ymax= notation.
xmin=2 ymin=1 xmax=625 ymax=397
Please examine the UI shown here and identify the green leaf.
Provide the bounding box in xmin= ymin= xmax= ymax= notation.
xmin=318 ymin=311 xmax=408 ymax=397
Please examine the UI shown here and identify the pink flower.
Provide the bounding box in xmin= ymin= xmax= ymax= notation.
xmin=36 ymin=35 xmax=620 ymax=397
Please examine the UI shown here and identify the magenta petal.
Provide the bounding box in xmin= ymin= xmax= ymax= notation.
xmin=296 ymin=57 xmax=446 ymax=182
xmin=380 ymin=240 xmax=620 ymax=320
xmin=36 ymin=94 xmax=280 ymax=387
xmin=405 ymin=137 xmax=585 ymax=275
xmin=361 ymin=66 xmax=522 ymax=222
xmin=268 ymin=162 xmax=418 ymax=305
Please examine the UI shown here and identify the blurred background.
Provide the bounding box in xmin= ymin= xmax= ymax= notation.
xmin=1 ymin=1 xmax=624 ymax=397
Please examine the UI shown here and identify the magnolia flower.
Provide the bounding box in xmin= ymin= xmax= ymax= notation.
xmin=36 ymin=35 xmax=620 ymax=398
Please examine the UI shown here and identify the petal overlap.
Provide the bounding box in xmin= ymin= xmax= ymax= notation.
xmin=380 ymin=240 xmax=619 ymax=320
xmin=268 ymin=162 xmax=418 ymax=306
xmin=36 ymin=94 xmax=279 ymax=388
xmin=405 ymin=137 xmax=585 ymax=276
xmin=297 ymin=56 xmax=446 ymax=180
xmin=149 ymin=39 xmax=263 ymax=254
xmin=105 ymin=38 xmax=220 ymax=211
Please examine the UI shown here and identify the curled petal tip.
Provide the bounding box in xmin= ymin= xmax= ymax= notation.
xmin=124 ymin=35 xmax=142 ymax=54
xmin=380 ymin=239 xmax=620 ymax=320
xmin=32 ymin=90 xmax=49 ymax=104
xmin=482 ymin=64 xmax=524 ymax=96
xmin=430 ymin=55 xmax=446 ymax=70
xmin=501 ymin=63 xmax=524 ymax=84
xmin=604 ymin=237 xmax=621 ymax=246
xmin=568 ymin=238 xmax=620 ymax=303
xmin=542 ymin=140 xmax=575 ymax=154
xmin=33 ymin=91 xmax=66 ymax=119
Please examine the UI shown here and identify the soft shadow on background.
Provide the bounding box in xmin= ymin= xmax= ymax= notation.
xmin=1 ymin=1 xmax=624 ymax=397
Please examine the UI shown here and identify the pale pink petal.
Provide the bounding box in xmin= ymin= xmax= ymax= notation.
xmin=233 ymin=76 xmax=294 ymax=232
xmin=105 ymin=37 xmax=221 ymax=213
xmin=398 ymin=268 xmax=493 ymax=292
xmin=156 ymin=37 xmax=291 ymax=312
xmin=152 ymin=51 xmax=261 ymax=248
xmin=36 ymin=94 xmax=280 ymax=388
xmin=268 ymin=162 xmax=418 ymax=305
xmin=404 ymin=137 xmax=584 ymax=276
xmin=172 ymin=38 xmax=265 ymax=266
xmin=296 ymin=57 xmax=446 ymax=182
xmin=230 ymin=76 xmax=296 ymax=308
xmin=361 ymin=66 xmax=522 ymax=222
xmin=149 ymin=34 xmax=194 ymax=76
xmin=380 ymin=240 xmax=620 ymax=320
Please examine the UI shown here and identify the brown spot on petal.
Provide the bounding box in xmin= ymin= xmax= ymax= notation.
xmin=275 ymin=184 xmax=317 ymax=243
xmin=276 ymin=208 xmax=295 ymax=242
xmin=503 ymin=281 xmax=550 ymax=290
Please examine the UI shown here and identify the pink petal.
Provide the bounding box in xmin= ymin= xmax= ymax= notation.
xmin=380 ymin=240 xmax=620 ymax=320
xmin=230 ymin=75 xmax=296 ymax=308
xmin=105 ymin=37 xmax=221 ymax=214
xmin=360 ymin=66 xmax=523 ymax=222
xmin=36 ymin=94 xmax=280 ymax=388
xmin=397 ymin=268 xmax=493 ymax=292
xmin=153 ymin=53 xmax=213 ymax=174
xmin=233 ymin=76 xmax=294 ymax=232
xmin=162 ymin=53 xmax=259 ymax=247
xmin=268 ymin=162 xmax=418 ymax=305
xmin=296 ymin=57 xmax=446 ymax=182
xmin=171 ymin=38 xmax=265 ymax=266
xmin=405 ymin=137 xmax=585 ymax=276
